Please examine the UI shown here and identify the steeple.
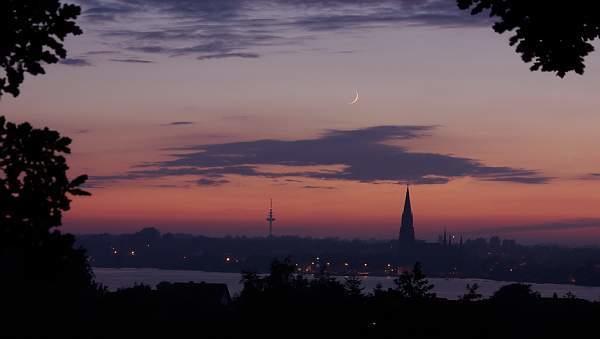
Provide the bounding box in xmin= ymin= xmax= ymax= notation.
xmin=404 ymin=186 xmax=412 ymax=213
xmin=398 ymin=185 xmax=415 ymax=245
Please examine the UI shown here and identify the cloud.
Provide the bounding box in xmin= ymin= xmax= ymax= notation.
xmin=303 ymin=185 xmax=336 ymax=190
xmin=197 ymin=53 xmax=260 ymax=60
xmin=148 ymin=184 xmax=190 ymax=188
xmin=79 ymin=0 xmax=138 ymax=21
xmin=474 ymin=172 xmax=551 ymax=185
xmin=90 ymin=125 xmax=549 ymax=187
xmin=110 ymin=58 xmax=154 ymax=64
xmin=579 ymin=173 xmax=600 ymax=181
xmin=165 ymin=121 xmax=195 ymax=126
xmin=85 ymin=50 xmax=119 ymax=55
xmin=197 ymin=178 xmax=231 ymax=186
xmin=74 ymin=0 xmax=489 ymax=61
xmin=60 ymin=58 xmax=93 ymax=67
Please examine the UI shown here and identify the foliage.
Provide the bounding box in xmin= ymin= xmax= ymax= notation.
xmin=563 ymin=291 xmax=577 ymax=300
xmin=0 ymin=0 xmax=82 ymax=97
xmin=490 ymin=283 xmax=541 ymax=303
xmin=457 ymin=0 xmax=600 ymax=77
xmin=0 ymin=117 xmax=92 ymax=289
xmin=461 ymin=283 xmax=483 ymax=302
xmin=0 ymin=117 xmax=90 ymax=234
xmin=344 ymin=275 xmax=364 ymax=297
xmin=265 ymin=257 xmax=296 ymax=289
xmin=394 ymin=262 xmax=436 ymax=299
xmin=11 ymin=259 xmax=600 ymax=337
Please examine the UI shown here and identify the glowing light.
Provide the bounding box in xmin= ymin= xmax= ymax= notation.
xmin=130 ymin=250 xmax=135 ymax=256
xmin=225 ymin=257 xmax=231 ymax=262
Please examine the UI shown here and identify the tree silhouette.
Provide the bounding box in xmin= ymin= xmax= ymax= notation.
xmin=344 ymin=275 xmax=364 ymax=297
xmin=461 ymin=283 xmax=483 ymax=302
xmin=239 ymin=257 xmax=299 ymax=299
xmin=0 ymin=117 xmax=93 ymax=291
xmin=0 ymin=0 xmax=82 ymax=97
xmin=490 ymin=283 xmax=540 ymax=304
xmin=394 ymin=262 xmax=436 ymax=300
xmin=265 ymin=257 xmax=296 ymax=289
xmin=239 ymin=271 xmax=264 ymax=301
xmin=457 ymin=0 xmax=600 ymax=77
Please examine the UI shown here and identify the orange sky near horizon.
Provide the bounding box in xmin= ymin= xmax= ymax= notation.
xmin=62 ymin=175 xmax=600 ymax=244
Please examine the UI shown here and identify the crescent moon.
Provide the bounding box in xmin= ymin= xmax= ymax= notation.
xmin=349 ymin=90 xmax=359 ymax=105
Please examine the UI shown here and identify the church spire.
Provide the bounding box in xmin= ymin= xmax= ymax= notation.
xmin=403 ymin=185 xmax=412 ymax=215
xmin=399 ymin=185 xmax=415 ymax=245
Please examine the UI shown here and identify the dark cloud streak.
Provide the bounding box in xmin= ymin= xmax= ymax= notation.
xmin=74 ymin=0 xmax=489 ymax=61
xmin=197 ymin=52 xmax=260 ymax=60
xmin=579 ymin=173 xmax=600 ymax=181
xmin=60 ymin=58 xmax=93 ymax=67
xmin=303 ymin=185 xmax=337 ymax=190
xmin=165 ymin=121 xmax=195 ymax=126
xmin=90 ymin=125 xmax=550 ymax=188
xmin=110 ymin=58 xmax=154 ymax=64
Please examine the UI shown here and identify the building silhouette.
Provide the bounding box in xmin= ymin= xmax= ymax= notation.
xmin=398 ymin=186 xmax=415 ymax=245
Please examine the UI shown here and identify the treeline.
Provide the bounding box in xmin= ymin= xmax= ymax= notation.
xmin=6 ymin=260 xmax=599 ymax=338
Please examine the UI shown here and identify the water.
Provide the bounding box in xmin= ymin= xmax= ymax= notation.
xmin=93 ymin=267 xmax=600 ymax=301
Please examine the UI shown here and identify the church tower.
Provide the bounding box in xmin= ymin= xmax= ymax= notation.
xmin=398 ymin=186 xmax=415 ymax=245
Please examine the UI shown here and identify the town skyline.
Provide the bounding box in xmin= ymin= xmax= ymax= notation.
xmin=69 ymin=190 xmax=596 ymax=246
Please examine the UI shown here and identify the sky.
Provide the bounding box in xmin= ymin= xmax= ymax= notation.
xmin=2 ymin=0 xmax=600 ymax=245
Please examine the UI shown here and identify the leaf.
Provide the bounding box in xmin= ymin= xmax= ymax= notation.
xmin=69 ymin=174 xmax=88 ymax=188
xmin=69 ymin=188 xmax=91 ymax=196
